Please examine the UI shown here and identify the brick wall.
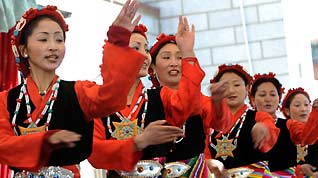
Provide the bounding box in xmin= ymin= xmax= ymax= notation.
xmin=140 ymin=0 xmax=289 ymax=94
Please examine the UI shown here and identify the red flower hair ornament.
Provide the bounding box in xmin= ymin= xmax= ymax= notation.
xmin=133 ymin=24 xmax=148 ymax=40
xmin=210 ymin=63 xmax=252 ymax=85
xmin=281 ymin=87 xmax=311 ymax=118
xmin=149 ymin=33 xmax=176 ymax=57
xmin=148 ymin=33 xmax=176 ymax=88
xmin=249 ymin=72 xmax=285 ymax=108
xmin=252 ymin=72 xmax=285 ymax=96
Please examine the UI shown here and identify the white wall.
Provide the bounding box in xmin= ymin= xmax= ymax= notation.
xmin=37 ymin=0 xmax=122 ymax=82
xmin=282 ymin=0 xmax=318 ymax=99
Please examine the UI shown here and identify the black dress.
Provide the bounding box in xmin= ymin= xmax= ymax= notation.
xmin=8 ymin=81 xmax=94 ymax=167
xmin=208 ymin=109 xmax=266 ymax=169
xmin=265 ymin=118 xmax=297 ymax=172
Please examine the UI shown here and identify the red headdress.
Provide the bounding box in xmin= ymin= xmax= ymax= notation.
xmin=133 ymin=24 xmax=148 ymax=40
xmin=148 ymin=33 xmax=176 ymax=88
xmin=249 ymin=72 xmax=285 ymax=108
xmin=281 ymin=87 xmax=311 ymax=118
xmin=210 ymin=63 xmax=252 ymax=85
xmin=252 ymin=72 xmax=285 ymax=96
xmin=11 ymin=5 xmax=68 ymax=77
xmin=149 ymin=33 xmax=176 ymax=60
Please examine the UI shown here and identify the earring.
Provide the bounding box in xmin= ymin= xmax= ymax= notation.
xmin=23 ymin=54 xmax=28 ymax=58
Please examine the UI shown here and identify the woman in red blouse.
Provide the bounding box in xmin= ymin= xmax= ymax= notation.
xmin=250 ymin=72 xmax=318 ymax=177
xmin=88 ymin=16 xmax=203 ymax=178
xmin=207 ymin=64 xmax=279 ymax=177
xmin=281 ymin=87 xmax=318 ymax=177
xmin=0 ymin=0 xmax=182 ymax=177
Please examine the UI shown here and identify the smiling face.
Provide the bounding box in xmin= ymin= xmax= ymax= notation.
xmin=151 ymin=43 xmax=182 ymax=89
xmin=129 ymin=33 xmax=151 ymax=78
xmin=219 ymin=72 xmax=248 ymax=113
xmin=252 ymin=82 xmax=280 ymax=117
xmin=284 ymin=93 xmax=311 ymax=123
xmin=20 ymin=18 xmax=65 ymax=74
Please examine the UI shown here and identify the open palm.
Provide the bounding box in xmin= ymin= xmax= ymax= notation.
xmin=112 ymin=0 xmax=141 ymax=32
xmin=176 ymin=16 xmax=195 ymax=57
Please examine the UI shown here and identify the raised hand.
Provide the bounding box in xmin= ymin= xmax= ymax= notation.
xmin=48 ymin=130 xmax=81 ymax=148
xmin=112 ymin=0 xmax=141 ymax=32
xmin=210 ymin=80 xmax=230 ymax=104
xmin=251 ymin=122 xmax=269 ymax=150
xmin=176 ymin=16 xmax=195 ymax=58
xmin=133 ymin=120 xmax=184 ymax=151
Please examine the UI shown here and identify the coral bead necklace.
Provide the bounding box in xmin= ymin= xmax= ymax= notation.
xmin=209 ymin=109 xmax=248 ymax=160
xmin=11 ymin=77 xmax=60 ymax=135
xmin=107 ymin=87 xmax=148 ymax=140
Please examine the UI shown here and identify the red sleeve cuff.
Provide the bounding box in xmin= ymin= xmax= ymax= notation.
xmin=123 ymin=138 xmax=143 ymax=171
xmin=23 ymin=130 xmax=59 ymax=171
xmin=182 ymin=57 xmax=205 ymax=86
xmin=209 ymin=99 xmax=232 ymax=131
xmin=107 ymin=25 xmax=131 ymax=47
xmin=255 ymin=112 xmax=280 ymax=152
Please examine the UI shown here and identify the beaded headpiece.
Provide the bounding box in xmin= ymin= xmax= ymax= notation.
xmin=210 ymin=64 xmax=252 ymax=85
xmin=249 ymin=72 xmax=285 ymax=107
xmin=148 ymin=33 xmax=176 ymax=88
xmin=133 ymin=24 xmax=148 ymax=40
xmin=281 ymin=87 xmax=311 ymax=118
xmin=11 ymin=5 xmax=68 ymax=76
